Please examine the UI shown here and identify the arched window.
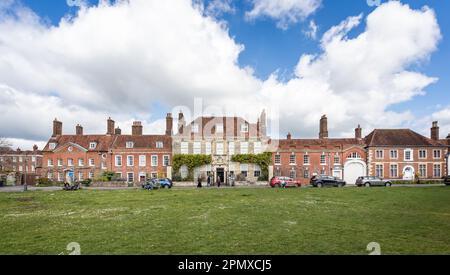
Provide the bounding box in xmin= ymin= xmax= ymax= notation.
xmin=347 ymin=152 xmax=361 ymax=159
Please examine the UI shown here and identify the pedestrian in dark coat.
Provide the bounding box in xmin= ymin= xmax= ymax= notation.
xmin=217 ymin=176 xmax=222 ymax=188
xmin=207 ymin=175 xmax=211 ymax=187
xmin=197 ymin=176 xmax=202 ymax=188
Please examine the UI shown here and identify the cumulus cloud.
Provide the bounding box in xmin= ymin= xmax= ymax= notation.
xmin=246 ymin=0 xmax=321 ymax=29
xmin=304 ymin=20 xmax=318 ymax=40
xmin=0 ymin=0 xmax=444 ymax=149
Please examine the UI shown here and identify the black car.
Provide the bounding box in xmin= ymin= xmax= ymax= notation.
xmin=444 ymin=176 xmax=450 ymax=186
xmin=310 ymin=175 xmax=346 ymax=188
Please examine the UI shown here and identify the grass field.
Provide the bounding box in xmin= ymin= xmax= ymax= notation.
xmin=0 ymin=187 xmax=450 ymax=255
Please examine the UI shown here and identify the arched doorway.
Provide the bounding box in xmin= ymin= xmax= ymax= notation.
xmin=344 ymin=160 xmax=367 ymax=185
xmin=403 ymin=166 xmax=415 ymax=181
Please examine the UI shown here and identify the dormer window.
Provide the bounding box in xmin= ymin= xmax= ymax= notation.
xmin=126 ymin=142 xmax=134 ymax=149
xmin=49 ymin=143 xmax=57 ymax=150
xmin=89 ymin=142 xmax=97 ymax=149
xmin=156 ymin=142 xmax=164 ymax=149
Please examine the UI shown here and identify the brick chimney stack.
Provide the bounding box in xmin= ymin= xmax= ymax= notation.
xmin=166 ymin=113 xmax=173 ymax=136
xmin=33 ymin=145 xmax=38 ymax=151
xmin=115 ymin=127 xmax=122 ymax=135
xmin=132 ymin=121 xmax=143 ymax=136
xmin=76 ymin=124 xmax=83 ymax=136
xmin=431 ymin=121 xmax=439 ymax=141
xmin=52 ymin=119 xmax=62 ymax=137
xmin=107 ymin=117 xmax=115 ymax=135
xmin=259 ymin=110 xmax=267 ymax=137
xmin=355 ymin=125 xmax=362 ymax=140
xmin=319 ymin=115 xmax=328 ymax=139
xmin=178 ymin=111 xmax=186 ymax=134
xmin=287 ymin=133 xmax=292 ymax=140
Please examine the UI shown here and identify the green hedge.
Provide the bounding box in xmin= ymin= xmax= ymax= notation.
xmin=391 ymin=180 xmax=444 ymax=185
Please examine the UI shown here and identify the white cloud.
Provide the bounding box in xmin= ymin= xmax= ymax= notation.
xmin=246 ymin=0 xmax=321 ymax=29
xmin=204 ymin=0 xmax=235 ymax=17
xmin=0 ymin=0 xmax=444 ymax=149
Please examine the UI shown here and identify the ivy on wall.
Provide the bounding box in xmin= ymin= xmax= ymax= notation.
xmin=172 ymin=154 xmax=212 ymax=181
xmin=231 ymin=152 xmax=272 ymax=180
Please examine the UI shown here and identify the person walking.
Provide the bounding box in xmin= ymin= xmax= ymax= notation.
xmin=207 ymin=175 xmax=211 ymax=187
xmin=197 ymin=176 xmax=202 ymax=188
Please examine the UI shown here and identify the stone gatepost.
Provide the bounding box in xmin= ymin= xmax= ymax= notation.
xmin=268 ymin=165 xmax=274 ymax=182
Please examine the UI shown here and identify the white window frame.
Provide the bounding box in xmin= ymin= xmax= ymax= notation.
xmin=375 ymin=164 xmax=384 ymax=178
xmin=193 ymin=142 xmax=201 ymax=155
xmin=89 ymin=158 xmax=95 ymax=167
xmin=151 ymin=155 xmax=158 ymax=167
xmin=57 ymin=159 xmax=63 ymax=167
xmin=433 ymin=164 xmax=441 ymax=178
xmin=390 ymin=164 xmax=398 ymax=178
xmin=241 ymin=123 xmax=249 ymax=133
xmin=419 ymin=164 xmax=427 ymax=178
xmin=127 ymin=172 xmax=134 ymax=183
xmin=78 ymin=158 xmax=84 ymax=167
xmin=126 ymin=142 xmax=134 ymax=149
xmin=181 ymin=142 xmax=189 ymax=155
xmin=419 ymin=149 xmax=427 ymax=159
xmin=275 ymin=154 xmax=281 ymax=165
xmin=320 ymin=154 xmax=326 ymax=165
xmin=228 ymin=142 xmax=235 ymax=155
xmin=48 ymin=159 xmax=54 ymax=167
xmin=89 ymin=172 xmax=94 ymax=179
xmin=156 ymin=142 xmax=164 ymax=149
xmin=433 ymin=150 xmax=442 ymax=159
xmin=68 ymin=158 xmax=74 ymax=167
xmin=303 ymin=154 xmax=310 ymax=165
xmin=404 ymin=149 xmax=413 ymax=161
xmin=390 ymin=150 xmax=398 ymax=159
xmin=240 ymin=142 xmax=248 ymax=154
xmin=49 ymin=143 xmax=56 ymax=150
xmin=127 ymin=155 xmax=134 ymax=167
xmin=205 ymin=142 xmax=212 ymax=155
xmin=289 ymin=153 xmax=296 ymax=165
xmin=375 ymin=150 xmax=384 ymax=159
xmin=89 ymin=142 xmax=97 ymax=149
xmin=139 ymin=155 xmax=146 ymax=167
xmin=216 ymin=142 xmax=224 ymax=155
xmin=115 ymin=155 xmax=122 ymax=167
xmin=163 ymin=155 xmax=170 ymax=167
xmin=192 ymin=124 xmax=199 ymax=134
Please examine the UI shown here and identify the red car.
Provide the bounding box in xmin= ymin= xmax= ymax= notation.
xmin=270 ymin=177 xmax=301 ymax=188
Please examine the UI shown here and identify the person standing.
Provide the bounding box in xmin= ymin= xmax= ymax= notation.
xmin=197 ymin=176 xmax=202 ymax=188
xmin=217 ymin=176 xmax=221 ymax=188
xmin=207 ymin=175 xmax=211 ymax=187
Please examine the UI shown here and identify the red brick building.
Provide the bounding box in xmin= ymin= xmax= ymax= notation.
xmin=110 ymin=119 xmax=173 ymax=183
xmin=42 ymin=116 xmax=173 ymax=184
xmin=365 ymin=123 xmax=449 ymax=181
xmin=272 ymin=116 xmax=367 ymax=185
xmin=0 ymin=146 xmax=43 ymax=185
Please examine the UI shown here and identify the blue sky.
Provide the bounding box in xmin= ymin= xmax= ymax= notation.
xmin=1 ymin=0 xmax=449 ymax=148
xmin=21 ymin=0 xmax=449 ymax=118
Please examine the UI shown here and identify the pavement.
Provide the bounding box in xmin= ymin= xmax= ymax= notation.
xmin=0 ymin=184 xmax=447 ymax=193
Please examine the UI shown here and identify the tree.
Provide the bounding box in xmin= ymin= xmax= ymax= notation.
xmin=0 ymin=137 xmax=12 ymax=151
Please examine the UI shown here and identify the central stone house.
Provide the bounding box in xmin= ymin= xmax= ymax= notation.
xmin=172 ymin=111 xmax=269 ymax=183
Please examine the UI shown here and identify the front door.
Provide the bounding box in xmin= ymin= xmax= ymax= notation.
xmin=217 ymin=168 xmax=225 ymax=183
xmin=403 ymin=166 xmax=414 ymax=181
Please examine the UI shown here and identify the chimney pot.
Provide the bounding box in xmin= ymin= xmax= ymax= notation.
xmin=355 ymin=124 xmax=362 ymax=139
xmin=107 ymin=117 xmax=115 ymax=135
xmin=52 ymin=119 xmax=63 ymax=137
xmin=166 ymin=113 xmax=173 ymax=136
xmin=431 ymin=121 xmax=439 ymax=141
xmin=132 ymin=121 xmax=143 ymax=136
xmin=287 ymin=133 xmax=292 ymax=140
xmin=76 ymin=124 xmax=83 ymax=136
xmin=319 ymin=115 xmax=329 ymax=139
xmin=115 ymin=127 xmax=122 ymax=135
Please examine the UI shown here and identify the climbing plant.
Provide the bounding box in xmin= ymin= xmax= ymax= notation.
xmin=231 ymin=152 xmax=272 ymax=181
xmin=172 ymin=154 xmax=212 ymax=181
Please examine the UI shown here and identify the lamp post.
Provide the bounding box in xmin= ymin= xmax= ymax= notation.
xmin=23 ymin=158 xmax=28 ymax=192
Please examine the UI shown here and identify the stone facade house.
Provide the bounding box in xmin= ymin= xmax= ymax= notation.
xmin=172 ymin=111 xmax=269 ymax=183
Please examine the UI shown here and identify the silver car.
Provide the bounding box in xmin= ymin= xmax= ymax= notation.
xmin=356 ymin=176 xmax=392 ymax=187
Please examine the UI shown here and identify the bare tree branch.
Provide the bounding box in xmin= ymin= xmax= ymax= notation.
xmin=0 ymin=137 xmax=12 ymax=150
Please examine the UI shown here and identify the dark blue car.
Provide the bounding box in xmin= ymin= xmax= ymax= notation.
xmin=142 ymin=178 xmax=173 ymax=190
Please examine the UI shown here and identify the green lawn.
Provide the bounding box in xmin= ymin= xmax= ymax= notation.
xmin=0 ymin=187 xmax=449 ymax=255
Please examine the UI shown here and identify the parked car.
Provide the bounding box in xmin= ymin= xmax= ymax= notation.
xmin=356 ymin=176 xmax=392 ymax=187
xmin=142 ymin=178 xmax=173 ymax=190
xmin=310 ymin=175 xmax=346 ymax=188
xmin=444 ymin=176 xmax=450 ymax=186
xmin=270 ymin=177 xmax=301 ymax=188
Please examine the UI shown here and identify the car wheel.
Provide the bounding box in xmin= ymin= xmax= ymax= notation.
xmin=364 ymin=183 xmax=371 ymax=188
xmin=385 ymin=182 xmax=392 ymax=187
xmin=338 ymin=183 xmax=343 ymax=188
xmin=317 ymin=183 xmax=323 ymax=188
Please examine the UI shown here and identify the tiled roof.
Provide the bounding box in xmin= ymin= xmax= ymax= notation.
xmin=272 ymin=138 xmax=364 ymax=150
xmin=43 ymin=135 xmax=115 ymax=152
xmin=111 ymin=135 xmax=172 ymax=150
xmin=365 ymin=129 xmax=445 ymax=147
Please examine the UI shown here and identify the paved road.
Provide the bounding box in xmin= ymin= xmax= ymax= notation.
xmin=0 ymin=184 xmax=446 ymax=193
